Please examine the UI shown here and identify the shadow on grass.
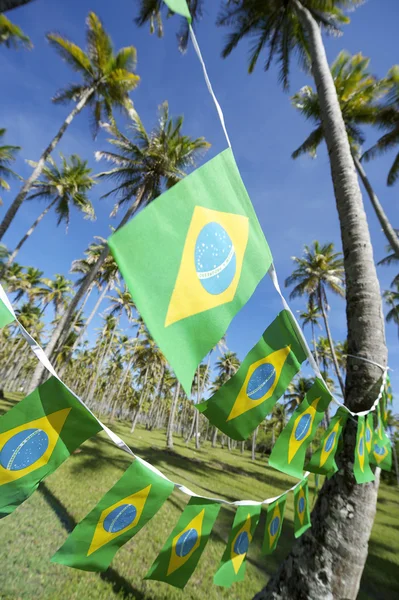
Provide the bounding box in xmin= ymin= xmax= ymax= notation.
xmin=38 ymin=482 xmax=145 ymax=600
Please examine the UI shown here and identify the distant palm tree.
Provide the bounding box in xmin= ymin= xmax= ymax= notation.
xmin=38 ymin=274 xmax=73 ymax=317
xmin=383 ymin=286 xmax=399 ymax=337
xmin=0 ymin=14 xmax=31 ymax=48
xmin=316 ymin=337 xmax=332 ymax=374
xmin=291 ymin=51 xmax=399 ymax=258
xmin=215 ymin=350 xmax=241 ymax=383
xmin=285 ymin=376 xmax=314 ymax=413
xmin=300 ymin=302 xmax=322 ymax=366
xmin=0 ymin=12 xmax=139 ymax=240
xmin=0 ymin=128 xmax=20 ymax=205
xmin=378 ymin=230 xmax=399 ymax=288
xmin=5 ymin=154 xmax=96 ymax=266
xmin=286 ymin=241 xmax=345 ymax=395
xmin=7 ymin=266 xmax=43 ymax=303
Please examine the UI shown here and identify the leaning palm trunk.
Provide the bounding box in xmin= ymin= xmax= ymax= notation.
xmin=26 ymin=189 xmax=145 ymax=393
xmin=318 ymin=285 xmax=345 ymax=395
xmin=0 ymin=87 xmax=96 ymax=241
xmin=166 ymin=381 xmax=181 ymax=449
xmin=256 ymin=4 xmax=387 ymax=600
xmin=353 ymin=154 xmax=399 ymax=258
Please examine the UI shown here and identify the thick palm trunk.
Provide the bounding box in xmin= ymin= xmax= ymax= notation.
xmin=257 ymin=5 xmax=387 ymax=600
xmin=0 ymin=87 xmax=95 ymax=241
xmin=318 ymin=285 xmax=345 ymax=395
xmin=353 ymin=155 xmax=399 ymax=258
xmin=166 ymin=381 xmax=181 ymax=449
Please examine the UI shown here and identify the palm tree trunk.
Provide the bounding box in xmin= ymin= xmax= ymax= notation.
xmin=195 ymin=365 xmax=201 ymax=449
xmin=353 ymin=154 xmax=399 ymax=259
xmin=85 ymin=324 xmax=117 ymax=407
xmin=0 ymin=87 xmax=96 ymax=241
xmin=251 ymin=426 xmax=258 ymax=461
xmin=318 ymin=285 xmax=345 ymax=396
xmin=256 ymin=4 xmax=387 ymax=600
xmin=311 ymin=322 xmax=319 ymax=367
xmin=26 ymin=189 xmax=145 ymax=393
xmin=6 ymin=198 xmax=58 ymax=266
xmin=131 ymin=369 xmax=148 ymax=433
xmin=166 ymin=381 xmax=181 ymax=449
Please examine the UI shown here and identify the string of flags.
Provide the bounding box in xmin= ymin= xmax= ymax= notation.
xmin=0 ymin=0 xmax=394 ymax=590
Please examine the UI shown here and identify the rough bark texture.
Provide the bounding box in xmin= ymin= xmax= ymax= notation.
xmin=256 ymin=4 xmax=387 ymax=600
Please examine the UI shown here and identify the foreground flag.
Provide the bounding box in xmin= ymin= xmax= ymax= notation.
xmin=305 ymin=407 xmax=349 ymax=475
xmin=369 ymin=405 xmax=392 ymax=472
xmin=145 ymin=497 xmax=221 ymax=589
xmin=197 ymin=310 xmax=307 ymax=440
xmin=269 ymin=378 xmax=332 ymax=479
xmin=0 ymin=297 xmax=14 ymax=329
xmin=213 ymin=504 xmax=261 ymax=587
xmin=262 ymin=495 xmax=287 ymax=554
xmin=353 ymin=416 xmax=375 ymax=484
xmin=52 ymin=458 xmax=174 ymax=571
xmin=163 ymin=0 xmax=191 ymax=21
xmin=108 ymin=149 xmax=272 ymax=395
xmin=293 ymin=480 xmax=311 ymax=538
xmin=0 ymin=377 xmax=101 ymax=518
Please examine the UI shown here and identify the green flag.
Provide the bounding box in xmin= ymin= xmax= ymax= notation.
xmin=369 ymin=405 xmax=392 ymax=472
xmin=0 ymin=377 xmax=101 ymax=518
xmin=293 ymin=480 xmax=311 ymax=538
xmin=197 ymin=310 xmax=307 ymax=441
xmin=52 ymin=458 xmax=174 ymax=571
xmin=262 ymin=495 xmax=286 ymax=555
xmin=213 ymin=504 xmax=261 ymax=587
xmin=145 ymin=497 xmax=221 ymax=589
xmin=353 ymin=415 xmax=375 ymax=484
xmin=269 ymin=378 xmax=332 ymax=479
xmin=305 ymin=407 xmax=349 ymax=475
xmin=163 ymin=0 xmax=192 ymax=22
xmin=0 ymin=297 xmax=14 ymax=329
xmin=108 ymin=149 xmax=272 ymax=395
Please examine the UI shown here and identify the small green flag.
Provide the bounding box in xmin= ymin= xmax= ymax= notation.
xmin=0 ymin=297 xmax=14 ymax=329
xmin=52 ymin=458 xmax=174 ymax=571
xmin=369 ymin=405 xmax=392 ymax=472
xmin=197 ymin=310 xmax=307 ymax=441
xmin=213 ymin=504 xmax=261 ymax=587
xmin=262 ymin=495 xmax=286 ymax=554
xmin=0 ymin=377 xmax=101 ymax=518
xmin=353 ymin=415 xmax=375 ymax=484
xmin=305 ymin=407 xmax=348 ymax=475
xmin=269 ymin=378 xmax=332 ymax=479
xmin=163 ymin=0 xmax=192 ymax=22
xmin=108 ymin=149 xmax=272 ymax=395
xmin=145 ymin=497 xmax=221 ymax=589
xmin=293 ymin=480 xmax=311 ymax=538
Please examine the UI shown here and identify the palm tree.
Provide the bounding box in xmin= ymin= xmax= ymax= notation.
xmin=215 ymin=350 xmax=240 ymax=382
xmin=316 ymin=336 xmax=332 ymax=374
xmin=27 ymin=104 xmax=209 ymax=393
xmin=5 ymin=155 xmax=96 ymax=266
xmin=0 ymin=14 xmax=31 ymax=48
xmin=300 ymin=302 xmax=321 ymax=366
xmin=215 ymin=3 xmax=387 ymax=596
xmin=38 ymin=274 xmax=73 ymax=317
xmin=0 ymin=12 xmax=139 ymax=240
xmin=378 ymin=232 xmax=399 ymax=288
xmin=383 ymin=286 xmax=399 ymax=337
xmin=7 ymin=266 xmax=43 ymax=303
xmin=362 ymin=66 xmax=399 ymax=187
xmin=284 ymin=376 xmax=314 ymax=413
xmin=291 ymin=51 xmax=399 ymax=258
xmin=286 ymin=241 xmax=345 ymax=394
xmin=0 ymin=128 xmax=20 ymax=206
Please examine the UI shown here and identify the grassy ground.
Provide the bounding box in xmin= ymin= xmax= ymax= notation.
xmin=0 ymin=394 xmax=398 ymax=600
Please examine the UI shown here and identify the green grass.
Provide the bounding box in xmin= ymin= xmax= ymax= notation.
xmin=0 ymin=395 xmax=398 ymax=600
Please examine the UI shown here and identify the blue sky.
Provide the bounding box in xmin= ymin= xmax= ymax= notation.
xmin=1 ymin=0 xmax=398 ymax=408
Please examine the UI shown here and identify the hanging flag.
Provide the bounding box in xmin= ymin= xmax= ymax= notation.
xmin=213 ymin=504 xmax=261 ymax=587
xmin=0 ymin=297 xmax=14 ymax=329
xmin=145 ymin=497 xmax=221 ymax=589
xmin=262 ymin=495 xmax=287 ymax=555
xmin=269 ymin=378 xmax=332 ymax=479
xmin=305 ymin=407 xmax=349 ymax=475
xmin=197 ymin=310 xmax=307 ymax=441
xmin=369 ymin=405 xmax=392 ymax=472
xmin=293 ymin=480 xmax=311 ymax=538
xmin=163 ymin=0 xmax=192 ymax=21
xmin=0 ymin=376 xmax=101 ymax=518
xmin=52 ymin=458 xmax=174 ymax=571
xmin=353 ymin=415 xmax=375 ymax=484
xmin=108 ymin=149 xmax=272 ymax=395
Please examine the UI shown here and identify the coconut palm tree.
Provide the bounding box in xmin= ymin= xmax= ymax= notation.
xmin=215 ymin=3 xmax=387 ymax=596
xmin=0 ymin=128 xmax=20 ymax=206
xmin=383 ymin=286 xmax=399 ymax=337
xmin=284 ymin=376 xmax=314 ymax=413
xmin=316 ymin=336 xmax=332 ymax=374
xmin=300 ymin=301 xmax=321 ymax=366
xmin=38 ymin=274 xmax=73 ymax=317
xmin=378 ymin=232 xmax=399 ymax=288
xmin=27 ymin=104 xmax=209 ymax=393
xmin=5 ymin=155 xmax=96 ymax=267
xmin=0 ymin=12 xmax=139 ymax=240
xmin=215 ymin=350 xmax=240 ymax=381
xmin=7 ymin=266 xmax=43 ymax=303
xmin=291 ymin=51 xmax=399 ymax=258
xmin=0 ymin=13 xmax=30 ymax=48
xmin=286 ymin=241 xmax=345 ymax=394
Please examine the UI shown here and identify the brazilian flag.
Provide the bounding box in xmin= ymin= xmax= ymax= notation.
xmin=52 ymin=458 xmax=174 ymax=571
xmin=198 ymin=310 xmax=307 ymax=441
xmin=0 ymin=296 xmax=14 ymax=329
xmin=0 ymin=377 xmax=101 ymax=518
xmin=163 ymin=0 xmax=191 ymax=21
xmin=145 ymin=497 xmax=221 ymax=589
xmin=213 ymin=504 xmax=261 ymax=587
xmin=369 ymin=405 xmax=392 ymax=472
xmin=262 ymin=495 xmax=287 ymax=554
xmin=305 ymin=407 xmax=348 ymax=475
xmin=108 ymin=149 xmax=272 ymax=395
xmin=293 ymin=480 xmax=311 ymax=538
xmin=269 ymin=378 xmax=332 ymax=479
xmin=353 ymin=415 xmax=375 ymax=484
